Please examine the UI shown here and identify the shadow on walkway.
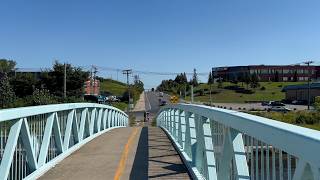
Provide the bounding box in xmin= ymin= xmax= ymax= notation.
xmin=130 ymin=127 xmax=190 ymax=180
xmin=129 ymin=127 xmax=149 ymax=180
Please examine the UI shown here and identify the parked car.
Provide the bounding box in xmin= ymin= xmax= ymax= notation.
xmin=160 ymin=100 xmax=167 ymax=106
xmin=261 ymin=101 xmax=270 ymax=106
xmin=270 ymin=101 xmax=285 ymax=106
xmin=268 ymin=106 xmax=292 ymax=113
xmin=292 ymin=100 xmax=307 ymax=105
xmin=159 ymin=92 xmax=164 ymax=97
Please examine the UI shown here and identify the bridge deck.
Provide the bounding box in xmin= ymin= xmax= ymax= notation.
xmin=40 ymin=127 xmax=190 ymax=180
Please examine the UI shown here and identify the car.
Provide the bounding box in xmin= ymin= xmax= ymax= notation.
xmin=270 ymin=101 xmax=285 ymax=106
xmin=160 ymin=100 xmax=167 ymax=106
xmin=159 ymin=92 xmax=164 ymax=97
xmin=268 ymin=106 xmax=292 ymax=113
xmin=292 ymin=100 xmax=307 ymax=105
xmin=261 ymin=101 xmax=270 ymax=106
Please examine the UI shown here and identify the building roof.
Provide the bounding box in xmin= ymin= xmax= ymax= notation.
xmin=282 ymin=83 xmax=320 ymax=91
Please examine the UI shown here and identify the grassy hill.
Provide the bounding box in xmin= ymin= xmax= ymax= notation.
xmin=99 ymin=79 xmax=128 ymax=110
xmin=185 ymin=81 xmax=303 ymax=103
xmin=100 ymin=79 xmax=127 ymax=96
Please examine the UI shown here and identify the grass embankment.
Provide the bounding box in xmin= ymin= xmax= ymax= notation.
xmin=100 ymin=79 xmax=128 ymax=111
xmin=186 ymin=82 xmax=302 ymax=103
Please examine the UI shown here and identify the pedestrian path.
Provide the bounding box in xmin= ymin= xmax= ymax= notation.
xmin=40 ymin=127 xmax=190 ymax=180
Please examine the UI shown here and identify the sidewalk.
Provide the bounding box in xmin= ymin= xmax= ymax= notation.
xmin=132 ymin=92 xmax=146 ymax=112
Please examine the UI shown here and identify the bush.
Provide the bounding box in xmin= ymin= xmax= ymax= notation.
xmin=260 ymin=86 xmax=266 ymax=90
xmin=235 ymin=89 xmax=255 ymax=94
xmin=31 ymin=89 xmax=57 ymax=105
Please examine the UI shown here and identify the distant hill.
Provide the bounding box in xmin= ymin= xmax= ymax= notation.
xmin=100 ymin=79 xmax=127 ymax=96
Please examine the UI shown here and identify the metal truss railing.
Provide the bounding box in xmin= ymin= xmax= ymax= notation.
xmin=0 ymin=103 xmax=128 ymax=180
xmin=156 ymin=104 xmax=320 ymax=180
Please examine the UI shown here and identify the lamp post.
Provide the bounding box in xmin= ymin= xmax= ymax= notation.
xmin=304 ymin=61 xmax=314 ymax=110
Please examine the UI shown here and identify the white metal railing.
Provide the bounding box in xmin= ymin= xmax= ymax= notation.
xmin=156 ymin=103 xmax=320 ymax=180
xmin=0 ymin=103 xmax=128 ymax=180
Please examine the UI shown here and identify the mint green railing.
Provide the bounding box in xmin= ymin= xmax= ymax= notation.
xmin=0 ymin=103 xmax=128 ymax=180
xmin=157 ymin=103 xmax=320 ymax=180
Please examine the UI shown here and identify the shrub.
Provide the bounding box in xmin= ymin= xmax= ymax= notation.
xmin=260 ymin=86 xmax=266 ymax=90
xmin=31 ymin=89 xmax=57 ymax=105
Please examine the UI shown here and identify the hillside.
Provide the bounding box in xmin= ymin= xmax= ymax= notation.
xmin=185 ymin=82 xmax=303 ymax=103
xmin=100 ymin=79 xmax=127 ymax=96
xmin=99 ymin=79 xmax=127 ymax=110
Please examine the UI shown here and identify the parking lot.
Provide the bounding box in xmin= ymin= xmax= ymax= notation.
xmin=209 ymin=103 xmax=311 ymax=111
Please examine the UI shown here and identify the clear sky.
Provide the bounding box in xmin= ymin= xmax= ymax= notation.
xmin=1 ymin=0 xmax=320 ymax=88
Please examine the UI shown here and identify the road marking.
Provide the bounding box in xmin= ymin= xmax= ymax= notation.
xmin=114 ymin=128 xmax=139 ymax=180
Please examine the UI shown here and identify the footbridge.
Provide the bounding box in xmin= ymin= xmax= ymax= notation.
xmin=0 ymin=103 xmax=320 ymax=180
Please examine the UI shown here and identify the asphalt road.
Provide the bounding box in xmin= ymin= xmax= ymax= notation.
xmin=145 ymin=91 xmax=170 ymax=114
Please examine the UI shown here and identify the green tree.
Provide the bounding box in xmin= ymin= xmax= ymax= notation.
xmin=40 ymin=61 xmax=89 ymax=98
xmin=208 ymin=71 xmax=213 ymax=84
xmin=250 ymin=73 xmax=260 ymax=88
xmin=293 ymin=71 xmax=298 ymax=82
xmin=0 ymin=73 xmax=15 ymax=108
xmin=0 ymin=59 xmax=16 ymax=73
xmin=244 ymin=73 xmax=251 ymax=89
xmin=31 ymin=89 xmax=57 ymax=105
xmin=190 ymin=68 xmax=199 ymax=86
xmin=274 ymin=71 xmax=279 ymax=82
xmin=10 ymin=73 xmax=38 ymax=97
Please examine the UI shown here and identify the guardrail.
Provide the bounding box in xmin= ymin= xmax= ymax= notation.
xmin=156 ymin=104 xmax=320 ymax=180
xmin=0 ymin=103 xmax=128 ymax=180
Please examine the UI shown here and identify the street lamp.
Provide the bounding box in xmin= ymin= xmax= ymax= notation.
xmin=304 ymin=61 xmax=314 ymax=110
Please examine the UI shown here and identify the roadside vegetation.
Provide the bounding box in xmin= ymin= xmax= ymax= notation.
xmin=0 ymin=59 xmax=144 ymax=111
xmin=0 ymin=59 xmax=88 ymax=109
xmin=249 ymin=111 xmax=320 ymax=131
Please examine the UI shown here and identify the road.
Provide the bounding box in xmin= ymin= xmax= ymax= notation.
xmin=145 ymin=91 xmax=171 ymax=113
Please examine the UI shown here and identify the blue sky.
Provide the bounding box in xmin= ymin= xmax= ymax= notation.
xmin=1 ymin=0 xmax=320 ymax=88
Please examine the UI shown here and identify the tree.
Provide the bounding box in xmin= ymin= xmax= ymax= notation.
xmin=40 ymin=61 xmax=89 ymax=98
xmin=244 ymin=73 xmax=251 ymax=89
xmin=190 ymin=68 xmax=198 ymax=87
xmin=10 ymin=73 xmax=38 ymax=97
xmin=274 ymin=71 xmax=279 ymax=82
xmin=293 ymin=71 xmax=298 ymax=82
xmin=208 ymin=71 xmax=214 ymax=84
xmin=0 ymin=59 xmax=16 ymax=73
xmin=250 ymin=73 xmax=260 ymax=88
xmin=0 ymin=73 xmax=15 ymax=108
xmin=31 ymin=89 xmax=57 ymax=105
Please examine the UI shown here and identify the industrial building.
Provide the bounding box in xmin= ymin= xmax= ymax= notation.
xmin=212 ymin=65 xmax=320 ymax=82
xmin=282 ymin=83 xmax=320 ymax=103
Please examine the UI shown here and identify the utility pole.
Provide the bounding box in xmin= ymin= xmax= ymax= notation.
xmin=123 ymin=69 xmax=132 ymax=112
xmin=191 ymin=85 xmax=194 ymax=103
xmin=117 ymin=69 xmax=119 ymax=81
xmin=63 ymin=63 xmax=67 ymax=98
xmin=90 ymin=66 xmax=93 ymax=95
xmin=304 ymin=61 xmax=314 ymax=110
xmin=93 ymin=65 xmax=98 ymax=95
xmin=209 ymin=68 xmax=214 ymax=106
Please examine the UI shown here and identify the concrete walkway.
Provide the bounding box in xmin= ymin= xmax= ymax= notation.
xmin=132 ymin=92 xmax=146 ymax=112
xmin=40 ymin=127 xmax=190 ymax=180
xmin=40 ymin=127 xmax=140 ymax=180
